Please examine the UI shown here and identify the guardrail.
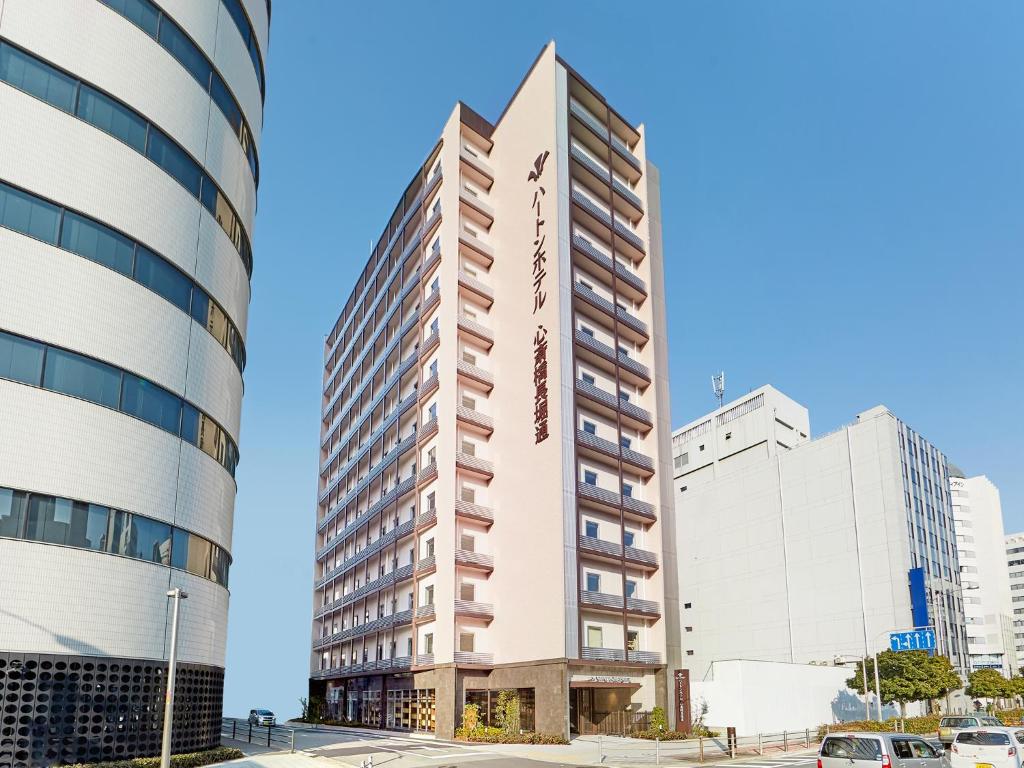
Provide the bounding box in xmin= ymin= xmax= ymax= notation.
xmin=221 ymin=717 xmax=295 ymax=752
xmin=595 ymin=728 xmax=819 ymax=765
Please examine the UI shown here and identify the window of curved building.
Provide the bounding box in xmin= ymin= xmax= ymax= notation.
xmin=0 ymin=180 xmax=246 ymax=373
xmin=0 ymin=486 xmax=230 ymax=587
xmin=96 ymin=0 xmax=262 ymax=179
xmin=0 ymin=40 xmax=254 ymax=277
xmin=0 ymin=329 xmax=240 ymax=478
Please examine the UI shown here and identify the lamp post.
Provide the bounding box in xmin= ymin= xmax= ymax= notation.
xmin=161 ymin=588 xmax=188 ymax=768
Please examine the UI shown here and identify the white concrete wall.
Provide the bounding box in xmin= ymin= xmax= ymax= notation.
xmin=692 ymin=660 xmax=857 ymax=734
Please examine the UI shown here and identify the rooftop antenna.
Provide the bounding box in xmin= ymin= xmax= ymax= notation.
xmin=712 ymin=372 xmax=725 ymax=409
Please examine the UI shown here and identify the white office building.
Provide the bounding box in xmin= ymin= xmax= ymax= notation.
xmin=1006 ymin=532 xmax=1024 ymax=670
xmin=0 ymin=1 xmax=268 ymax=765
xmin=949 ymin=472 xmax=1015 ymax=675
xmin=670 ymin=386 xmax=968 ymax=684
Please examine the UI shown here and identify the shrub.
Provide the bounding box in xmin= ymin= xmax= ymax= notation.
xmin=63 ymin=746 xmax=244 ymax=768
xmin=454 ymin=725 xmax=567 ymax=744
xmin=650 ymin=706 xmax=669 ymax=734
xmin=634 ymin=728 xmax=695 ymax=741
xmin=463 ymin=703 xmax=481 ymax=732
xmin=494 ymin=690 xmax=521 ymax=736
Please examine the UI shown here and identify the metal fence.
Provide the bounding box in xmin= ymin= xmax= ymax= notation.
xmin=221 ymin=718 xmax=295 ymax=752
xmin=595 ymin=728 xmax=820 ymax=765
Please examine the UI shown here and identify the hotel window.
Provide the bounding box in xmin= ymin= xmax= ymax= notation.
xmin=460 ymin=534 xmax=475 ymax=552
xmin=582 ymin=372 xmax=596 ymax=385
xmin=587 ymin=626 xmax=603 ymax=647
xmin=626 ymin=631 xmax=639 ymax=651
xmin=620 ymin=435 xmax=632 ymax=450
xmin=585 ymin=520 xmax=598 ymax=538
xmin=460 ymin=486 xmax=475 ymax=503
xmin=424 ymin=633 xmax=434 ymax=654
xmin=623 ymin=530 xmax=635 ymax=547
xmin=625 ymin=579 xmax=637 ymax=598
xmin=580 ymin=325 xmax=595 ymax=338
xmin=462 ymin=393 xmax=476 ymax=410
xmin=461 ymin=439 xmax=475 ymax=456
xmin=426 ymin=492 xmax=436 ymax=511
xmin=430 ymin=317 xmax=439 ymax=334
xmin=582 ymin=420 xmax=596 ymax=435
xmin=425 ymin=538 xmax=434 ymax=557
xmin=459 ymin=633 xmax=475 ymax=653
xmin=423 ymin=584 xmax=434 ymax=606
xmin=584 ymin=470 xmax=597 ymax=486
xmin=460 ymin=582 xmax=475 ymax=601
xmin=622 ymin=483 xmax=633 ymax=498
xmin=586 ymin=572 xmax=600 ymax=592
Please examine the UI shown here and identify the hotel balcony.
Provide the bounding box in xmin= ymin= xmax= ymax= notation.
xmin=573 ymin=281 xmax=648 ymax=344
xmin=456 ymin=405 xmax=494 ymax=436
xmin=577 ymin=480 xmax=656 ymax=524
xmin=460 ymin=144 xmax=494 ymax=188
xmin=312 ymin=655 xmax=414 ymax=680
xmin=459 ymin=230 xmax=494 ymax=267
xmin=580 ymin=590 xmax=661 ymax=619
xmin=454 ymin=599 xmax=494 ymax=621
xmin=315 ymin=518 xmax=416 ymax=589
xmin=457 ymin=359 xmax=494 ymax=392
xmin=317 ymin=472 xmax=416 ymax=539
xmin=312 ymin=608 xmax=414 ymax=650
xmin=415 ymin=603 xmax=436 ymax=620
xmin=418 ymin=417 xmax=438 ymax=443
xmin=454 ymin=499 xmax=494 ymax=526
xmin=458 ymin=270 xmax=494 ymax=308
xmin=317 ymin=447 xmax=419 ymax=533
xmin=574 ymin=378 xmax=652 ymax=433
xmin=419 ymin=328 xmax=440 ymax=360
xmin=570 ymin=143 xmax=643 ymax=223
xmin=579 ymin=648 xmax=661 ymax=665
xmin=571 ymin=187 xmax=645 ymax=259
xmin=454 ymin=652 xmax=493 ymax=666
xmin=417 ymin=461 xmax=438 ymax=486
xmin=457 ymin=315 xmax=494 ymax=349
xmin=460 ymin=185 xmax=494 ymax=230
xmin=456 ymin=452 xmax=493 ymax=480
xmin=455 ymin=549 xmax=494 ymax=574
xmin=415 ymin=555 xmax=436 ymax=576
xmin=571 ymin=233 xmax=647 ymax=300
xmin=578 ymin=535 xmax=659 ymax=572
xmin=575 ymin=428 xmax=654 ymax=477
xmin=416 ymin=507 xmax=437 ymax=532
xmin=414 ymin=653 xmax=435 ymax=667
xmin=574 ymin=328 xmax=651 ymax=386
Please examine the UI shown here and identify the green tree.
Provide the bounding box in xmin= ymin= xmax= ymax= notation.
xmin=494 ymin=690 xmax=521 ymax=735
xmin=927 ymin=655 xmax=963 ymax=712
xmin=845 ymin=651 xmax=955 ymax=718
xmin=966 ymin=670 xmax=1011 ymax=706
xmin=650 ymin=706 xmax=668 ymax=734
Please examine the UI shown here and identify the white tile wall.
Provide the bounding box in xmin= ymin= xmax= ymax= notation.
xmin=0 ymin=382 xmax=234 ymax=547
xmin=0 ymin=539 xmax=228 ymax=667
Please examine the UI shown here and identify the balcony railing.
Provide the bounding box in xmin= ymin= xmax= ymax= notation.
xmin=320 ymin=385 xmax=417 ymax=478
xmin=580 ymin=590 xmax=624 ymax=611
xmin=573 ymin=282 xmax=648 ymax=338
xmin=626 ymin=596 xmax=661 ymax=616
xmin=460 ymin=144 xmax=494 ymax=180
xmin=317 ymin=473 xmax=416 ymax=542
xmin=577 ymin=481 xmax=656 ymax=522
xmin=415 ymin=555 xmax=435 ymax=573
xmin=314 ymin=562 xmax=415 ymax=619
xmin=456 ymin=405 xmax=494 ymax=433
xmin=579 ymin=534 xmax=621 ymax=558
xmin=622 ymin=495 xmax=655 ymax=518
xmin=571 ymin=234 xmax=646 ymax=296
xmin=315 ymin=518 xmax=416 ymax=589
xmin=581 ymin=646 xmax=625 ymax=662
xmin=457 ymin=315 xmax=494 ymax=344
xmin=570 ymin=99 xmax=608 ymax=139
xmin=459 ymin=231 xmax=494 ymax=263
xmin=317 ymin=461 xmax=418 ymax=536
xmin=624 ymin=545 xmax=659 ymax=568
xmin=418 ymin=417 xmax=438 ymax=442
xmin=416 ymin=508 xmax=437 ymax=530
xmin=574 ymin=378 xmax=652 ymax=426
xmin=628 ymin=650 xmax=662 ymax=665
xmin=455 ymin=550 xmax=494 ymax=571
xmin=574 ymin=328 xmax=651 ymax=382
xmin=421 ymin=288 xmax=441 ymax=315
xmin=571 ymin=143 xmax=611 ymax=183
xmin=458 ymin=270 xmax=494 ymax=302
xmin=454 ymin=652 xmax=493 ymax=666
xmin=312 ymin=608 xmax=414 ymax=649
xmin=611 ymin=134 xmax=642 ymax=172
xmin=415 ymin=603 xmax=435 ymax=619
xmin=456 ymin=452 xmax=494 ymax=477
xmin=576 ymin=429 xmax=654 ymax=473
xmin=311 ymin=655 xmax=413 ymax=679
xmin=454 ymin=600 xmax=495 ymax=619
xmin=612 ymin=177 xmax=643 ymax=212
xmin=418 ymin=461 xmax=437 ymax=484
xmin=454 ymin=499 xmax=494 ymax=524
xmin=419 ymin=329 xmax=440 ymax=358
xmin=415 ymin=653 xmax=435 ymax=666
xmin=457 ymin=359 xmax=493 ymax=389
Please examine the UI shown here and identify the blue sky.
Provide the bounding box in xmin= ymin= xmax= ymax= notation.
xmin=224 ymin=1 xmax=1023 ymax=717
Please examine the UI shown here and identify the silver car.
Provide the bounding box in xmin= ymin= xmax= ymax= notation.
xmin=820 ymin=733 xmax=944 ymax=768
xmin=939 ymin=715 xmax=1005 ymax=747
xmin=248 ymin=709 xmax=276 ymax=726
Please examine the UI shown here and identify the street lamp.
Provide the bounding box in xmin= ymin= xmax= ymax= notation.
xmin=835 ymin=655 xmax=871 ymax=720
xmin=161 ymin=588 xmax=188 ymax=768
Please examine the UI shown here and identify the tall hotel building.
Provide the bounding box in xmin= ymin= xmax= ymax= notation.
xmin=310 ymin=43 xmax=674 ymax=738
xmin=0 ymin=0 xmax=267 ymax=765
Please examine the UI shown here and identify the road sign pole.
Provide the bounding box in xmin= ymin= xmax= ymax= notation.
xmin=874 ymin=652 xmax=882 ymax=722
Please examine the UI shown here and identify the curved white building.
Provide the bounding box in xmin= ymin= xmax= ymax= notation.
xmin=0 ymin=1 xmax=268 ymax=765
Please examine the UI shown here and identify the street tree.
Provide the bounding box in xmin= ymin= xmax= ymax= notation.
xmin=927 ymin=655 xmax=963 ymax=712
xmin=845 ymin=650 xmax=954 ymax=719
xmin=967 ymin=669 xmax=1012 ymax=709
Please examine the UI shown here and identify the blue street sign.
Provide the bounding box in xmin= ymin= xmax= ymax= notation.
xmin=889 ymin=629 xmax=936 ymax=652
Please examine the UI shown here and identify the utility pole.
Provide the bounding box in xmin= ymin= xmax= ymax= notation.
xmin=161 ymin=588 xmax=188 ymax=768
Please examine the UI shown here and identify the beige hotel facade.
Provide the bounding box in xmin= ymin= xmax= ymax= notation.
xmin=309 ymin=43 xmax=677 ymax=739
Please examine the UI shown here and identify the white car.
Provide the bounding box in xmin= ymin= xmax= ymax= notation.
xmin=951 ymin=727 xmax=1024 ymax=768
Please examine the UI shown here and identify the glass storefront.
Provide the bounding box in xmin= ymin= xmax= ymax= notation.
xmin=385 ymin=689 xmax=436 ymax=732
